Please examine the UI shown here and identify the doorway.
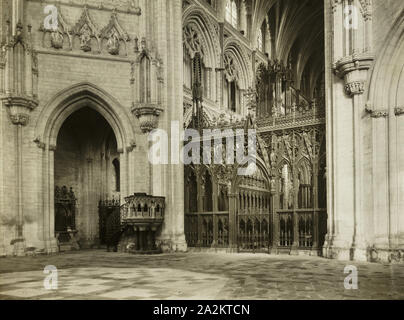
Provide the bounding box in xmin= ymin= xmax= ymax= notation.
xmin=54 ymin=107 xmax=120 ymax=249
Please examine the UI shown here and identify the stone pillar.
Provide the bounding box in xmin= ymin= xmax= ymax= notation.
xmin=0 ymin=0 xmax=40 ymax=255
xmin=153 ymin=0 xmax=186 ymax=252
xmin=323 ymin=0 xmax=374 ymax=261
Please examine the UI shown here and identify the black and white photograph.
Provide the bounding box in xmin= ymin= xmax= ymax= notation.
xmin=0 ymin=0 xmax=403 ymax=305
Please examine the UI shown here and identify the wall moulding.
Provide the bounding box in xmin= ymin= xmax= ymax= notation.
xmin=364 ymin=105 xmax=389 ymax=118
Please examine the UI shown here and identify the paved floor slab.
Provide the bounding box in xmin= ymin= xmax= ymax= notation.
xmin=0 ymin=250 xmax=403 ymax=300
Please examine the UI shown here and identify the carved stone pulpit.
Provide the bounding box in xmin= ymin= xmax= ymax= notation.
xmin=119 ymin=193 xmax=165 ymax=254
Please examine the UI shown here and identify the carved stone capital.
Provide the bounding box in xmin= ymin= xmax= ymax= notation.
xmin=395 ymin=107 xmax=404 ymax=117
xmin=1 ymin=95 xmax=38 ymax=110
xmin=131 ymin=103 xmax=163 ymax=133
xmin=345 ymin=81 xmax=365 ymax=96
xmin=365 ymin=105 xmax=388 ymax=118
xmin=1 ymin=95 xmax=38 ymax=126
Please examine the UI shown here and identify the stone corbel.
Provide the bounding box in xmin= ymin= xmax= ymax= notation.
xmin=131 ymin=104 xmax=163 ymax=133
xmin=2 ymin=95 xmax=38 ymax=126
xmin=334 ymin=54 xmax=374 ymax=98
xmin=333 ymin=53 xmax=374 ymax=79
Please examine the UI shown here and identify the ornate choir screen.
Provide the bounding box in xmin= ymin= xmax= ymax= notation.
xmin=183 ymin=59 xmax=327 ymax=254
xmin=184 ymin=146 xmax=326 ymax=254
xmin=184 ymin=165 xmax=230 ymax=248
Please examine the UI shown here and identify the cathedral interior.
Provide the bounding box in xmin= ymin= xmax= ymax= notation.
xmin=0 ymin=0 xmax=403 ymax=264
xmin=183 ymin=0 xmax=327 ymax=255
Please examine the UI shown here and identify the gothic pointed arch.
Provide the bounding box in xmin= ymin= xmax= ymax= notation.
xmin=33 ymin=82 xmax=135 ymax=151
xmin=367 ymin=12 xmax=404 ymax=113
xmin=183 ymin=5 xmax=221 ymax=69
xmin=223 ymin=39 xmax=253 ymax=90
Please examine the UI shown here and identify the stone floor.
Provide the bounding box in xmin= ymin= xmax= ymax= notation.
xmin=0 ymin=250 xmax=403 ymax=300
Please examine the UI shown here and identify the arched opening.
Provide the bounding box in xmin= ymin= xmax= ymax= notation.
xmin=140 ymin=56 xmax=151 ymax=103
xmin=54 ymin=107 xmax=120 ymax=248
xmin=112 ymin=158 xmax=120 ymax=193
xmin=203 ymin=170 xmax=213 ymax=212
xmin=185 ymin=168 xmax=198 ymax=213
xmin=297 ymin=160 xmax=312 ymax=209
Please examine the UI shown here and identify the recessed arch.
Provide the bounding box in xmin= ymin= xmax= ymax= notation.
xmin=223 ymin=39 xmax=253 ymax=90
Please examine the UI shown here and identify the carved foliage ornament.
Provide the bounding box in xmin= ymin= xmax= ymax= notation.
xmin=359 ymin=0 xmax=372 ymax=20
xmin=345 ymin=81 xmax=364 ymax=96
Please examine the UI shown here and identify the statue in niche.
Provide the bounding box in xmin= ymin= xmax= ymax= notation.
xmin=80 ymin=24 xmax=92 ymax=52
xmin=106 ymin=29 xmax=120 ymax=55
xmin=51 ymin=30 xmax=64 ymax=49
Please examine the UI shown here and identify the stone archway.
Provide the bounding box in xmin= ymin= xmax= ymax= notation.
xmin=34 ymin=83 xmax=136 ymax=253
xmin=366 ymin=13 xmax=404 ymax=254
xmin=54 ymin=107 xmax=121 ymax=249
